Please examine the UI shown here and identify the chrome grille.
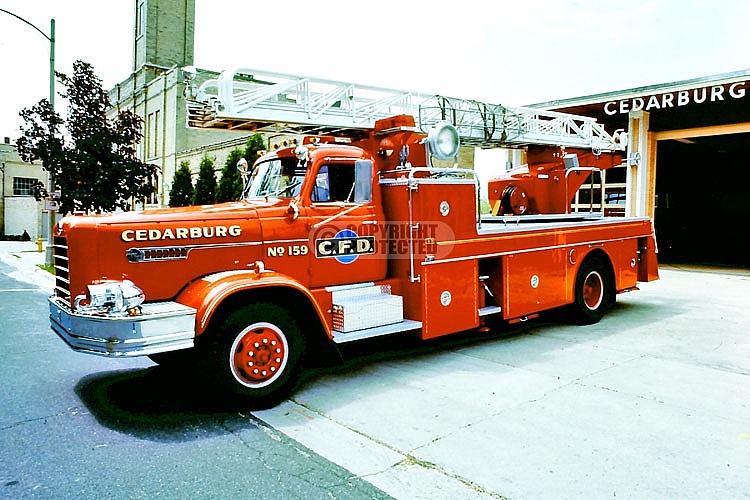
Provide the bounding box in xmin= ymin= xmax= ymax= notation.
xmin=53 ymin=236 xmax=70 ymax=301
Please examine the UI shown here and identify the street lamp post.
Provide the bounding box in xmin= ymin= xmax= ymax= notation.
xmin=0 ymin=9 xmax=56 ymax=265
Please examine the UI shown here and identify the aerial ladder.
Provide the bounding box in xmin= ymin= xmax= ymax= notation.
xmin=185 ymin=67 xmax=626 ymax=152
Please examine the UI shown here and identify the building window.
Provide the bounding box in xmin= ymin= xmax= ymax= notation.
xmin=147 ymin=110 xmax=160 ymax=159
xmin=146 ymin=171 xmax=159 ymax=205
xmin=13 ymin=177 xmax=38 ymax=196
xmin=136 ymin=1 xmax=145 ymax=38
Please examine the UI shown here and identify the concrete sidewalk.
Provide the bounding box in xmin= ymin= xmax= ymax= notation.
xmin=0 ymin=240 xmax=55 ymax=292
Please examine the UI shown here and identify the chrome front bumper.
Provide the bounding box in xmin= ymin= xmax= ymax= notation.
xmin=49 ymin=297 xmax=197 ymax=357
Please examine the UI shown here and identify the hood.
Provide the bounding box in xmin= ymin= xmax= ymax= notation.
xmin=57 ymin=201 xmax=266 ymax=304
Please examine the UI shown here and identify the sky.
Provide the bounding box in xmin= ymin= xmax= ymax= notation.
xmin=1 ymin=0 xmax=748 ymax=141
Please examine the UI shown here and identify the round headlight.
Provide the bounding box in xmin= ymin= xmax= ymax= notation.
xmin=83 ymin=280 xmax=145 ymax=314
xmin=427 ymin=122 xmax=460 ymax=160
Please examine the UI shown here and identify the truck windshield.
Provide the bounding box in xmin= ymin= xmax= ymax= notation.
xmin=244 ymin=158 xmax=305 ymax=199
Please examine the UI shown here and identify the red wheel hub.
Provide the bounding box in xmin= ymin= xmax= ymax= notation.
xmin=583 ymin=271 xmax=604 ymax=310
xmin=230 ymin=322 xmax=288 ymax=388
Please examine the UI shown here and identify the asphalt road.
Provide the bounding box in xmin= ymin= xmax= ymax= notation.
xmin=0 ymin=255 xmax=391 ymax=500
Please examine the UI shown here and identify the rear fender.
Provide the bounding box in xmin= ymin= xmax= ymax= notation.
xmin=176 ymin=269 xmax=330 ymax=337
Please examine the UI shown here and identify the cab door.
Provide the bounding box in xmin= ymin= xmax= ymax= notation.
xmin=305 ymin=159 xmax=387 ymax=288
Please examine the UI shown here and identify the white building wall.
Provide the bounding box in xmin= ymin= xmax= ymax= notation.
xmin=1 ymin=143 xmax=46 ymax=239
xmin=4 ymin=197 xmax=41 ymax=239
xmin=473 ymin=147 xmax=512 ymax=204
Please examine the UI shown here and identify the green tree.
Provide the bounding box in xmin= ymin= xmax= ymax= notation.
xmin=193 ymin=155 xmax=217 ymax=205
xmin=16 ymin=100 xmax=63 ymax=201
xmin=216 ymin=148 xmax=246 ymax=203
xmin=216 ymin=134 xmax=266 ymax=202
xmin=16 ymin=60 xmax=155 ymax=214
xmin=169 ymin=161 xmax=194 ymax=207
xmin=240 ymin=134 xmax=266 ymax=197
xmin=244 ymin=133 xmax=266 ymax=167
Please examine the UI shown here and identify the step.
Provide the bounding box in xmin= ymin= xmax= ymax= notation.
xmin=331 ymin=319 xmax=423 ymax=344
xmin=478 ymin=306 xmax=502 ymax=317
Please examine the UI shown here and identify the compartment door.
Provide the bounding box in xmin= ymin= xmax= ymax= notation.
xmin=421 ymin=260 xmax=478 ymax=339
xmin=503 ymin=249 xmax=568 ymax=320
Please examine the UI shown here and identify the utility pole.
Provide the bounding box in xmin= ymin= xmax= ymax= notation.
xmin=0 ymin=9 xmax=56 ymax=264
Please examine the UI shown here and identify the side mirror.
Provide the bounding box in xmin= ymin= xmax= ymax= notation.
xmin=287 ymin=201 xmax=300 ymax=220
xmin=353 ymin=160 xmax=373 ymax=203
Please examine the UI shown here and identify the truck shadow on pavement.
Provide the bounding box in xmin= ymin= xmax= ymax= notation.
xmin=74 ymin=366 xmax=261 ymax=442
xmin=74 ymin=299 xmax=673 ymax=442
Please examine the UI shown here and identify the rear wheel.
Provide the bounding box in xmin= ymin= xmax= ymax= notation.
xmin=569 ymin=256 xmax=613 ymax=325
xmin=206 ymin=303 xmax=305 ymax=407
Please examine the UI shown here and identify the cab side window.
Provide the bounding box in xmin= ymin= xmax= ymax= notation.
xmin=312 ymin=164 xmax=355 ymax=203
xmin=312 ymin=166 xmax=330 ymax=202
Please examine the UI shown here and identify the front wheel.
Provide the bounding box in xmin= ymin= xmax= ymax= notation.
xmin=569 ymin=256 xmax=614 ymax=325
xmin=206 ymin=303 xmax=305 ymax=408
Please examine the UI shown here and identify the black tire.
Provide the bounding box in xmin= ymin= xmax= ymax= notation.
xmin=569 ymin=256 xmax=614 ymax=325
xmin=206 ymin=302 xmax=305 ymax=408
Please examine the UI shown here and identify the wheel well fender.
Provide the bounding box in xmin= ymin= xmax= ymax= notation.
xmin=176 ymin=270 xmax=331 ymax=342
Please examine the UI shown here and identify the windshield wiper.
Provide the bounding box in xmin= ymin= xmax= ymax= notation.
xmin=266 ymin=180 xmax=302 ymax=198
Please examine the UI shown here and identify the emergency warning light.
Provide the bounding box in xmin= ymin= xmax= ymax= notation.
xmin=426 ymin=122 xmax=460 ymax=161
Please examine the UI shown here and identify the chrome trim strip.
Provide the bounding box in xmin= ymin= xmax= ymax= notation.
xmin=263 ymin=238 xmax=309 ymax=245
xmin=425 ymin=233 xmax=648 ymax=265
xmin=125 ymin=240 xmax=262 ymax=263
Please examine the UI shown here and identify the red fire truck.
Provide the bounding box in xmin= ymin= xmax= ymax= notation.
xmin=49 ymin=108 xmax=658 ymax=407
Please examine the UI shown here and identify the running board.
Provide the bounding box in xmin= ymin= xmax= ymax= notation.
xmin=332 ymin=319 xmax=422 ymax=344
